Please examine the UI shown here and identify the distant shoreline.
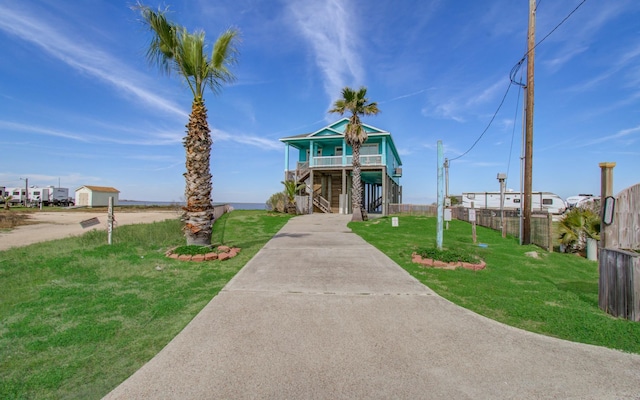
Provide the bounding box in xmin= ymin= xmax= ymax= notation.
xmin=119 ymin=200 xmax=265 ymax=210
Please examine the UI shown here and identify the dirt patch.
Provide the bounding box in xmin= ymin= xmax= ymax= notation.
xmin=0 ymin=213 xmax=35 ymax=229
xmin=0 ymin=210 xmax=180 ymax=251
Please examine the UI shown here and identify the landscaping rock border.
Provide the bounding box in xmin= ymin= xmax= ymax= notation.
xmin=165 ymin=245 xmax=241 ymax=262
xmin=411 ymin=252 xmax=486 ymax=271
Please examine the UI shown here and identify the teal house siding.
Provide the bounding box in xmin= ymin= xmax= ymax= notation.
xmin=280 ymin=119 xmax=402 ymax=215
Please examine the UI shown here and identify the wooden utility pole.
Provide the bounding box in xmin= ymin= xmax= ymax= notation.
xmin=523 ymin=0 xmax=536 ymax=245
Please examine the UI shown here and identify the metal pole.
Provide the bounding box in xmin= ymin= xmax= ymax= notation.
xmin=108 ymin=196 xmax=114 ymax=245
xmin=498 ymin=173 xmax=507 ymax=238
xmin=437 ymin=141 xmax=444 ymax=249
xmin=523 ymin=0 xmax=536 ymax=245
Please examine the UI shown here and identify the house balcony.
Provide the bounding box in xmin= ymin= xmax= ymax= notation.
xmin=307 ymin=155 xmax=384 ymax=168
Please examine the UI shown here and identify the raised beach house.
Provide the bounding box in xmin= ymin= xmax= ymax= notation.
xmin=280 ymin=118 xmax=402 ymax=216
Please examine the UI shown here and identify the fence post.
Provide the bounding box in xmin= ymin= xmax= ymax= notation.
xmin=547 ymin=213 xmax=553 ymax=252
xmin=599 ymin=162 xmax=616 ymax=250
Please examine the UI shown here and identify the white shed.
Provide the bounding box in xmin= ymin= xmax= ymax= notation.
xmin=75 ymin=185 xmax=120 ymax=207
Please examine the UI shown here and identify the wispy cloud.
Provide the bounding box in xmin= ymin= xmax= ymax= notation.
xmin=0 ymin=119 xmax=183 ymax=146
xmin=579 ymin=124 xmax=640 ymax=148
xmin=567 ymin=43 xmax=640 ymax=93
xmin=212 ymin=129 xmax=282 ymax=151
xmin=0 ymin=5 xmax=187 ymax=118
xmin=0 ymin=121 xmax=89 ymax=142
xmin=379 ymin=89 xmax=431 ymax=105
xmin=422 ymin=79 xmax=508 ymax=122
xmin=285 ymin=0 xmax=364 ymax=105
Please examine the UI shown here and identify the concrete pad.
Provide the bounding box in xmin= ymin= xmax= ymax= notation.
xmin=104 ymin=213 xmax=640 ymax=399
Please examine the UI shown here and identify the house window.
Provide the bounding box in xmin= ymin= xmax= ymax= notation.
xmin=361 ymin=144 xmax=378 ymax=155
xmin=513 ymin=198 xmax=521 ymax=203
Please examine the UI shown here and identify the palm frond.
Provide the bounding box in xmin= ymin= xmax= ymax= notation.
xmin=136 ymin=4 xmax=178 ymax=76
xmin=136 ymin=3 xmax=239 ymax=101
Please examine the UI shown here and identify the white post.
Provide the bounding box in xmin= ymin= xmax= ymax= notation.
xmin=108 ymin=196 xmax=114 ymax=245
xmin=437 ymin=140 xmax=444 ymax=249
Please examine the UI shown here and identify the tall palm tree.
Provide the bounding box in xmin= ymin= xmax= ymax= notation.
xmin=329 ymin=86 xmax=380 ymax=221
xmin=136 ymin=4 xmax=239 ymax=246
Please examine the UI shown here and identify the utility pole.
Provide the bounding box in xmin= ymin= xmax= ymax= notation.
xmin=523 ymin=0 xmax=536 ymax=245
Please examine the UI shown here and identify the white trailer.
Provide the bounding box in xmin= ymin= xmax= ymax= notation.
xmin=5 ymin=187 xmax=27 ymax=205
xmin=28 ymin=187 xmax=51 ymax=205
xmin=462 ymin=191 xmax=567 ymax=214
xmin=27 ymin=186 xmax=74 ymax=206
xmin=566 ymin=194 xmax=599 ymax=209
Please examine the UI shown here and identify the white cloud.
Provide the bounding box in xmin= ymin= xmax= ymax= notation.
xmin=0 ymin=5 xmax=188 ymax=118
xmin=579 ymin=124 xmax=640 ymax=148
xmin=212 ymin=129 xmax=282 ymax=150
xmin=285 ymin=0 xmax=364 ymax=105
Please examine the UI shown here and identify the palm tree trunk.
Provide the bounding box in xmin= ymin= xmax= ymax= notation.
xmin=350 ymin=143 xmax=368 ymax=221
xmin=182 ymin=99 xmax=214 ymax=245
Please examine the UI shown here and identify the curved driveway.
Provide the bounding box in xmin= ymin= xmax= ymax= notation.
xmin=105 ymin=214 xmax=640 ymax=399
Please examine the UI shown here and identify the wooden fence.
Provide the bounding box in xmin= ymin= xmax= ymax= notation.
xmin=599 ymin=248 xmax=640 ymax=321
xmin=604 ymin=183 xmax=640 ymax=250
xmin=599 ymin=183 xmax=640 ymax=321
xmin=453 ymin=208 xmax=553 ymax=251
xmin=388 ymin=203 xmax=437 ymax=216
xmin=389 ymin=204 xmax=553 ymax=251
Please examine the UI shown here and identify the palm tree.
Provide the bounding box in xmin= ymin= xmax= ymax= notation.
xmin=329 ymin=86 xmax=380 ymax=221
xmin=281 ymin=179 xmax=305 ymax=214
xmin=136 ymin=4 xmax=239 ymax=246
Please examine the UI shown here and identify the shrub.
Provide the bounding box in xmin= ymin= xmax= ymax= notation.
xmin=558 ymin=207 xmax=600 ymax=253
xmin=266 ymin=192 xmax=286 ymax=213
xmin=416 ymin=247 xmax=479 ymax=263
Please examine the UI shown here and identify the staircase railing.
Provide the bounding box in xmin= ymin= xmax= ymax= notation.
xmin=369 ymin=196 xmax=383 ymax=211
xmin=312 ymin=187 xmax=332 ymax=213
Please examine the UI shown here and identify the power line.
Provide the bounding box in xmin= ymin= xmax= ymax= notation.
xmin=448 ymin=81 xmax=512 ymax=161
xmin=449 ymin=0 xmax=587 ymax=162
xmin=522 ymin=0 xmax=588 ymax=61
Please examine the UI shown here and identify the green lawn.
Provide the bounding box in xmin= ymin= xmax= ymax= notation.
xmin=0 ymin=210 xmax=292 ymax=400
xmin=349 ymin=215 xmax=640 ymax=354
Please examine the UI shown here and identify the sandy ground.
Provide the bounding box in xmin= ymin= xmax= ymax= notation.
xmin=0 ymin=210 xmax=180 ymax=251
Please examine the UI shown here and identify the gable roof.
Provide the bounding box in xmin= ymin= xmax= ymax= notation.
xmin=75 ymin=185 xmax=120 ymax=193
xmin=280 ymin=118 xmax=388 ymax=140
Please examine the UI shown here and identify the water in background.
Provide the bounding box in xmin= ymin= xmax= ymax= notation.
xmin=119 ymin=200 xmax=265 ymax=210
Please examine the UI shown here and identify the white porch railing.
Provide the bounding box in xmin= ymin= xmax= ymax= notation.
xmin=311 ymin=154 xmax=383 ymax=167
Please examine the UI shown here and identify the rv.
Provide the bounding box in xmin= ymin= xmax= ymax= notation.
xmin=27 ymin=186 xmax=74 ymax=206
xmin=566 ymin=194 xmax=599 ymax=209
xmin=5 ymin=188 xmax=27 ymax=205
xmin=462 ymin=191 xmax=567 ymax=214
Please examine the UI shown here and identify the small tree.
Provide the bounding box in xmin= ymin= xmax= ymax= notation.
xmin=558 ymin=207 xmax=600 ymax=253
xmin=282 ymin=180 xmax=305 ymax=214
xmin=3 ymin=195 xmax=12 ymax=210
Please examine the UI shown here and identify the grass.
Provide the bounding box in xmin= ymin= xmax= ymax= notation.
xmin=349 ymin=215 xmax=640 ymax=354
xmin=0 ymin=210 xmax=292 ymax=400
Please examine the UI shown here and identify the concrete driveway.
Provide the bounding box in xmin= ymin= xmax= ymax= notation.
xmin=104 ymin=213 xmax=640 ymax=399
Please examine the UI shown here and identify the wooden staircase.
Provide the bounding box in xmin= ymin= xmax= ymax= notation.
xmin=313 ymin=187 xmax=332 ymax=213
xmin=369 ymin=196 xmax=383 ymax=212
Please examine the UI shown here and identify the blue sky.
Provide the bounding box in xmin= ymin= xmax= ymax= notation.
xmin=0 ymin=0 xmax=638 ymax=204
